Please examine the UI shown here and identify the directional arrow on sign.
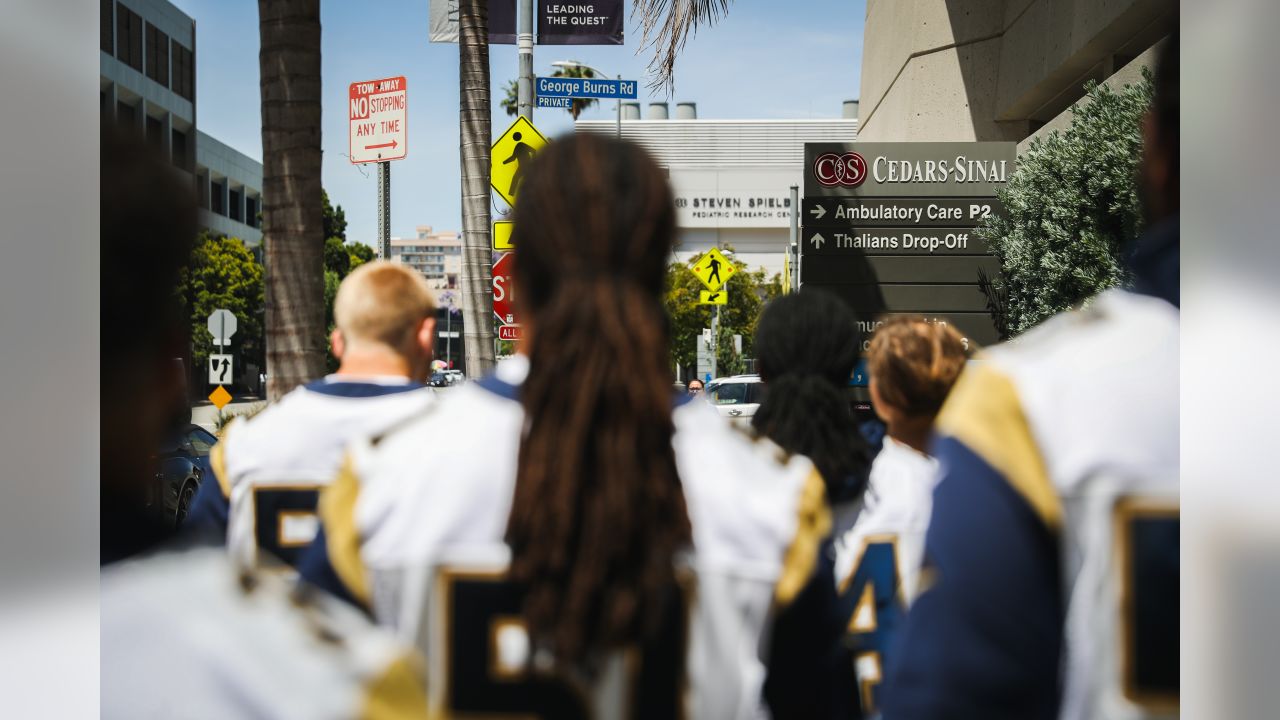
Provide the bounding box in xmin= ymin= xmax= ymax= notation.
xmin=809 ymin=204 xmax=827 ymax=220
xmin=364 ymin=139 xmax=398 ymax=150
xmin=810 ymin=233 xmax=826 ymax=249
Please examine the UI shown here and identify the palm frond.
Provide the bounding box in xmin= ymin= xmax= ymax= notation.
xmin=633 ymin=0 xmax=733 ymax=94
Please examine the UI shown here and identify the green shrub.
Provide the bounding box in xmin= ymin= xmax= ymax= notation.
xmin=977 ymin=70 xmax=1154 ymax=337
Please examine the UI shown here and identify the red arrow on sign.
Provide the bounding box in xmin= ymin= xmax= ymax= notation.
xmin=364 ymin=139 xmax=398 ymax=150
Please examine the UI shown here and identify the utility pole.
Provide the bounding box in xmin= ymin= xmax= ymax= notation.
xmin=615 ymin=74 xmax=622 ymax=138
xmin=377 ymin=162 xmax=391 ymax=259
xmin=710 ymin=305 xmax=719 ymax=379
xmin=788 ymin=185 xmax=798 ymax=292
xmin=517 ymin=0 xmax=533 ymax=119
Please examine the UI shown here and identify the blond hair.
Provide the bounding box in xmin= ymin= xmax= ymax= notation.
xmin=867 ymin=316 xmax=968 ymax=419
xmin=333 ymin=261 xmax=435 ymax=353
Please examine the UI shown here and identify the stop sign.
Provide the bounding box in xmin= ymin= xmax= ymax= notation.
xmin=492 ymin=252 xmax=517 ymax=325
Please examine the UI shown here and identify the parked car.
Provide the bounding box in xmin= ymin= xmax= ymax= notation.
xmin=703 ymin=374 xmax=765 ymax=426
xmin=153 ymin=423 xmax=219 ymax=527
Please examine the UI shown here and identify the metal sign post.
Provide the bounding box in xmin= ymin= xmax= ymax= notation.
xmin=789 ymin=184 xmax=799 ymax=292
xmin=378 ymin=161 xmax=390 ymax=259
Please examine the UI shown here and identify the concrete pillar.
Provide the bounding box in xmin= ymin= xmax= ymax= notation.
xmin=842 ymin=100 xmax=859 ymax=119
xmin=621 ymin=102 xmax=641 ymax=120
xmin=647 ymin=102 xmax=669 ymax=120
xmin=675 ymin=102 xmax=697 ymax=120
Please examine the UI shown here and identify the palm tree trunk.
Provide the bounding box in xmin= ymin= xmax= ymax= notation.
xmin=459 ymin=0 xmax=496 ymax=376
xmin=259 ymin=0 xmax=325 ymax=400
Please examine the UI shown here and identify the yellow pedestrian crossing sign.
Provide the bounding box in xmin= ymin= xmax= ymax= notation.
xmin=691 ymin=248 xmax=736 ymax=291
xmin=699 ymin=289 xmax=728 ymax=305
xmin=491 ymin=116 xmax=547 ymax=206
xmin=493 ymin=220 xmax=514 ymax=250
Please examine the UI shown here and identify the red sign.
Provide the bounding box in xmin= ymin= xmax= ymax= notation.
xmin=492 ymin=252 xmax=517 ymax=325
xmin=814 ymin=151 xmax=867 ymax=187
xmin=349 ymin=76 xmax=407 ymax=164
xmin=498 ymin=325 xmax=523 ymax=341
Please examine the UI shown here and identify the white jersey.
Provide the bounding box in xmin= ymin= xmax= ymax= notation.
xmin=309 ymin=356 xmax=828 ymax=719
xmin=200 ymin=377 xmax=434 ymax=568
xmin=833 ymin=436 xmax=937 ymax=714
xmin=936 ymin=289 xmax=1179 ymax=720
xmin=101 ymin=546 xmax=427 ymax=719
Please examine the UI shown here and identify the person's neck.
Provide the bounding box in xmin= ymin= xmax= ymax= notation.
xmin=887 ymin=418 xmax=932 ymax=456
xmin=334 ymin=350 xmax=413 ymax=381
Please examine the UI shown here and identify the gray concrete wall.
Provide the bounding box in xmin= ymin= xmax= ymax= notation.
xmin=857 ymin=0 xmax=1173 ymax=143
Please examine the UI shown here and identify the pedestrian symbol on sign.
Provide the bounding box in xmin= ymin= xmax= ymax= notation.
xmin=502 ymin=132 xmax=537 ymax=198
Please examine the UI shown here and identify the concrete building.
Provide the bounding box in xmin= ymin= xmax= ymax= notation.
xmin=390 ymin=226 xmax=463 ymax=292
xmin=578 ymin=105 xmax=858 ymax=277
xmin=855 ymin=0 xmax=1175 ymax=150
xmin=101 ymin=0 xmax=263 ymax=244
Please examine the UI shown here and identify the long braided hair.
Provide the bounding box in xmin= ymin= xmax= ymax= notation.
xmin=751 ymin=291 xmax=872 ymax=505
xmin=505 ymin=134 xmax=691 ymax=667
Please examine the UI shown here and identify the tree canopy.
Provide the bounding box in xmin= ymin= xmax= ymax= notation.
xmin=179 ymin=232 xmax=265 ymax=378
xmin=976 ymin=71 xmax=1154 ymax=336
xmin=663 ymin=251 xmax=778 ymax=376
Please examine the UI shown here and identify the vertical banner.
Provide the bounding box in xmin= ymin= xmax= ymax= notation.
xmin=428 ymin=0 xmax=517 ymax=44
xmin=538 ymin=0 xmax=624 ymax=45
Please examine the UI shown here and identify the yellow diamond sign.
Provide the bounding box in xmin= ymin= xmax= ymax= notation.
xmin=208 ymin=385 xmax=232 ymax=410
xmin=491 ymin=116 xmax=547 ymax=206
xmin=699 ymin=289 xmax=728 ymax=305
xmin=493 ymin=220 xmax=514 ymax=250
xmin=691 ymin=248 xmax=736 ymax=292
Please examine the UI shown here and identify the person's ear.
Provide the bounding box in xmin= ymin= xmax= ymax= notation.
xmin=330 ymin=327 xmax=345 ymax=360
xmin=418 ymin=316 xmax=436 ymax=361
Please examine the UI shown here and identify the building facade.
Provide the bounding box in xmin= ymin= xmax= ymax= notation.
xmin=101 ymin=0 xmax=263 ymax=245
xmin=578 ymin=106 xmax=858 ymax=278
xmin=390 ymin=226 xmax=463 ymax=292
xmin=855 ymin=0 xmax=1174 ymax=149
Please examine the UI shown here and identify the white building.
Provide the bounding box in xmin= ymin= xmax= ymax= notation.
xmin=577 ymin=103 xmax=858 ymax=277
xmin=390 ymin=225 xmax=462 ymax=293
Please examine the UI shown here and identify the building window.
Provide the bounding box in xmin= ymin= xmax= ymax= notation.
xmin=145 ymin=115 xmax=164 ymax=149
xmin=116 ymin=4 xmax=143 ymax=72
xmin=172 ymin=43 xmax=194 ymax=101
xmin=196 ymin=172 xmax=209 ymax=209
xmin=245 ymin=196 xmax=259 ymax=228
xmin=229 ymin=188 xmax=243 ymax=222
xmin=211 ymin=180 xmax=225 ymax=215
xmin=171 ymin=128 xmax=189 ymax=170
xmin=145 ymin=23 xmax=169 ymax=87
xmin=116 ymin=100 xmax=136 ymax=128
xmin=101 ymin=0 xmax=113 ymax=53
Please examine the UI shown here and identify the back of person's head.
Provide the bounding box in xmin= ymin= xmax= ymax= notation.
xmin=752 ymin=291 xmax=871 ymax=503
xmin=332 ymin=260 xmax=435 ymax=358
xmin=866 ymin=317 xmax=968 ymax=423
xmin=101 ymin=123 xmax=198 ymax=551
xmin=504 ymin=133 xmax=689 ymax=667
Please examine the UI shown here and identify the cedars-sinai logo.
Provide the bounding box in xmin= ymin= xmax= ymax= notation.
xmin=814 ymin=151 xmax=868 ymax=187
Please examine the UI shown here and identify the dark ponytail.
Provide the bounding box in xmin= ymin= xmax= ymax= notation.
xmin=752 ymin=291 xmax=872 ymax=504
xmin=504 ymin=134 xmax=691 ymax=667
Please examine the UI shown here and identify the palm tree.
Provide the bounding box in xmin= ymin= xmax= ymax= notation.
xmin=458 ymin=0 xmax=496 ymax=376
xmin=258 ymin=0 xmax=325 ymax=400
xmin=502 ymin=66 xmax=599 ymax=120
xmin=635 ymin=0 xmax=733 ymax=92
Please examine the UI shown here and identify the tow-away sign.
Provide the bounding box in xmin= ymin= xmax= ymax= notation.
xmin=349 ymin=76 xmax=407 ymax=164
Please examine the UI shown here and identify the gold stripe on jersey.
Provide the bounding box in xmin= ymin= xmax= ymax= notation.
xmin=320 ymin=456 xmax=373 ymax=606
xmin=935 ymin=362 xmax=1062 ymax=530
xmin=360 ymin=652 xmax=430 ymax=719
xmin=775 ymin=469 xmax=832 ymax=606
xmin=210 ymin=441 xmax=231 ymax=498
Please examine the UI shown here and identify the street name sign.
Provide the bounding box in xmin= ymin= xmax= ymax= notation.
xmin=691 ymin=248 xmax=736 ymax=292
xmin=491 ymin=116 xmax=548 ymax=206
xmin=535 ymin=76 xmax=638 ymax=100
xmin=699 ymin=289 xmax=729 ymax=305
xmin=493 ymin=220 xmax=515 ymax=250
xmin=349 ymin=76 xmax=407 ymax=164
xmin=207 ymin=309 xmax=237 ymax=345
xmin=208 ymin=354 xmax=233 ymax=385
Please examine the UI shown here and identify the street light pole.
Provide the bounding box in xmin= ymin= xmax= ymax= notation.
xmin=517 ymin=0 xmax=533 ymax=119
xmin=616 ymin=74 xmax=621 ymax=139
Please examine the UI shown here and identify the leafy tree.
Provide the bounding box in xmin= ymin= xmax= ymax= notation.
xmin=322 ymin=189 xmax=347 ymax=243
xmin=500 ymin=79 xmax=518 ymax=117
xmin=348 ymin=241 xmax=375 ymax=271
xmin=663 ymin=251 xmax=777 ymax=376
xmin=324 ymin=236 xmax=351 ymax=277
xmin=179 ymin=232 xmax=265 ymax=382
xmin=323 ymin=269 xmax=341 ymax=373
xmin=976 ymin=71 xmax=1153 ymax=337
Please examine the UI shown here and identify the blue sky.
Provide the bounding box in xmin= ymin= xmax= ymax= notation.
xmin=172 ymin=0 xmax=865 ymax=246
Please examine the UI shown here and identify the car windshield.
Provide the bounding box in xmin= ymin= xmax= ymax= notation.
xmin=708 ymin=382 xmax=749 ymax=405
xmin=186 ymin=427 xmax=217 ymax=455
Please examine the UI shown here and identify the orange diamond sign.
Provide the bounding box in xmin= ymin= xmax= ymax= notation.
xmin=208 ymin=385 xmax=232 ymax=410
